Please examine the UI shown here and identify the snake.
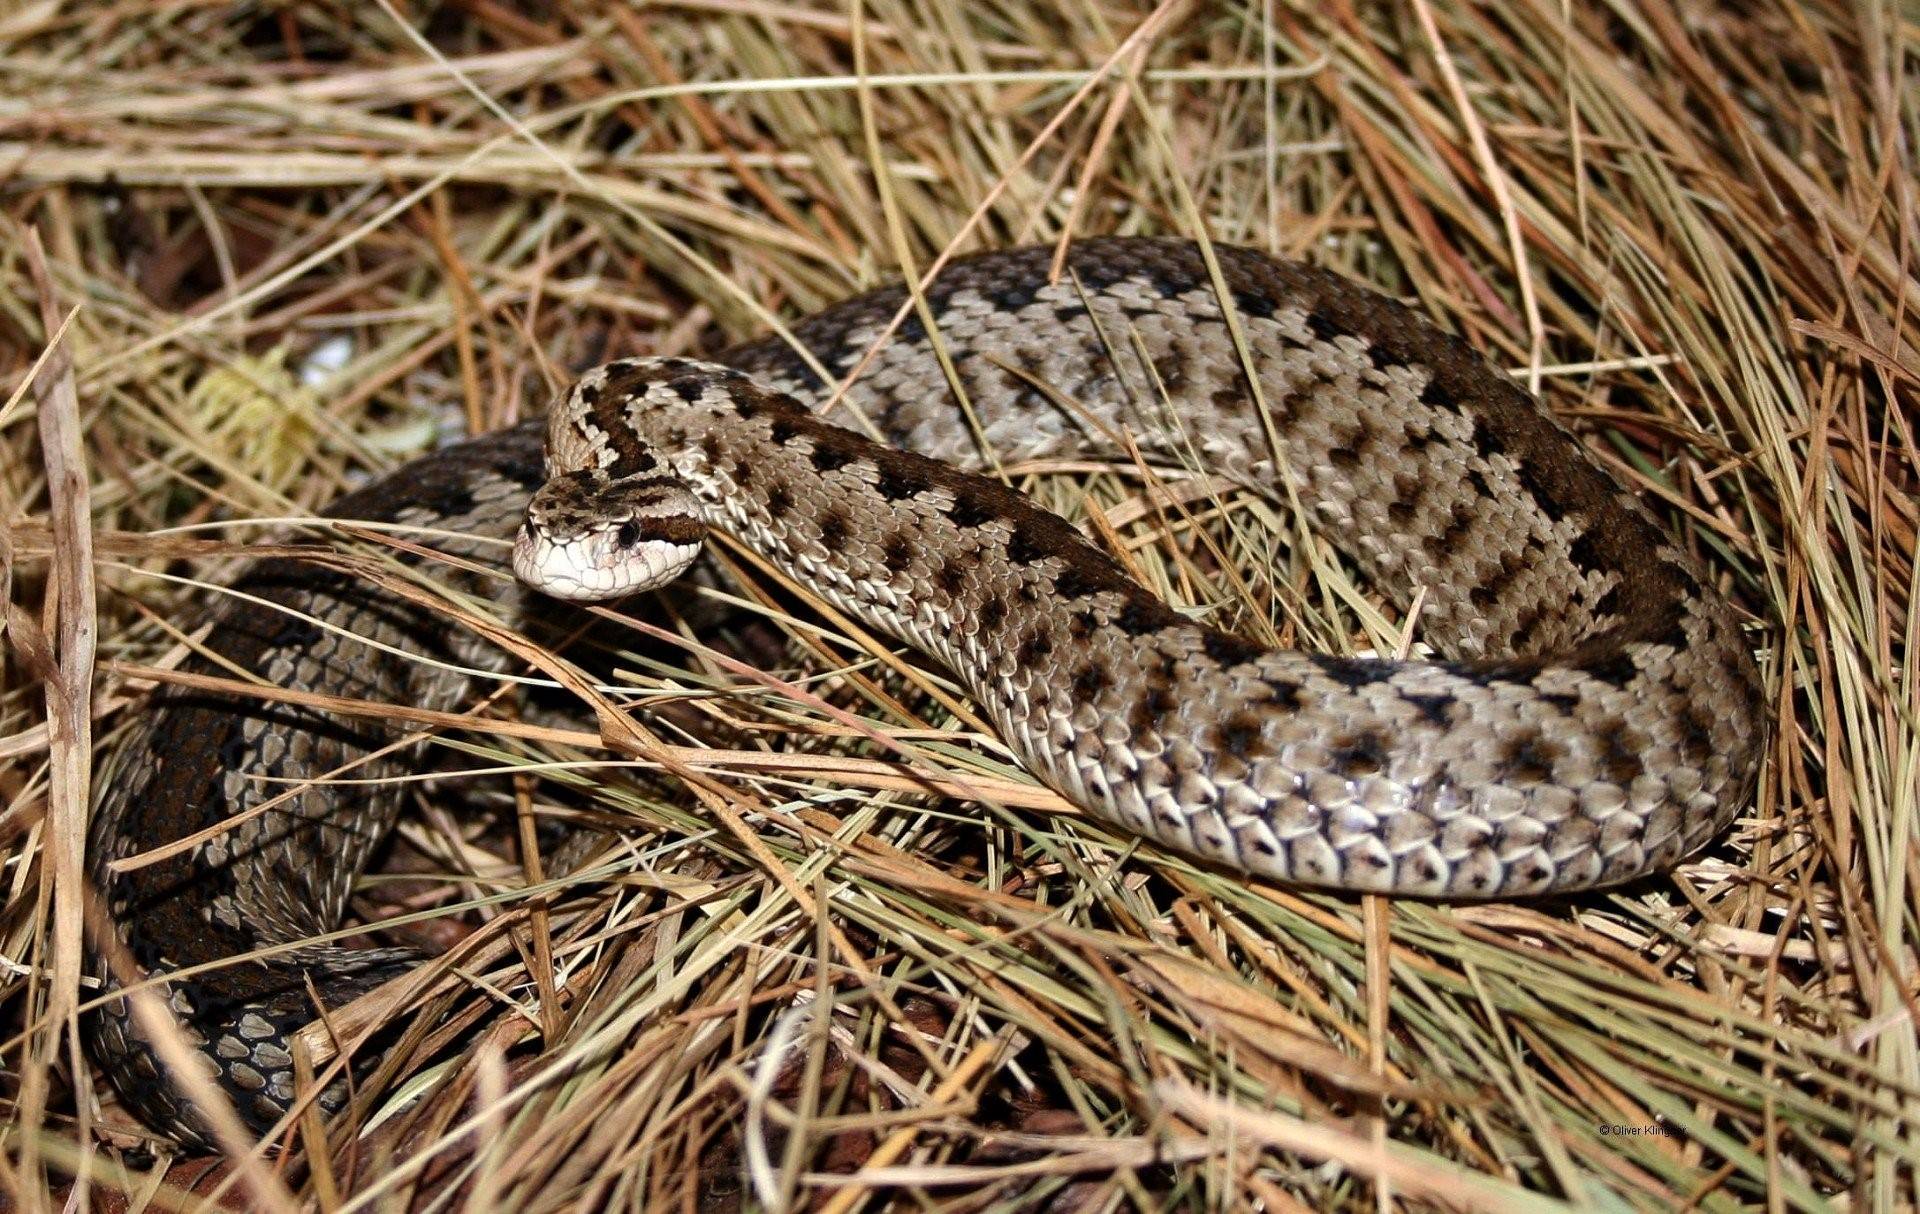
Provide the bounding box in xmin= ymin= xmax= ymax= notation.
xmin=86 ymin=238 xmax=1765 ymax=1149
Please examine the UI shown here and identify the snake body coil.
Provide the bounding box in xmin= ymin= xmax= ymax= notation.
xmin=88 ymin=239 xmax=1763 ymax=1148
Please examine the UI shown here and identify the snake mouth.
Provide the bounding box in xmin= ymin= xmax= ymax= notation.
xmin=511 ymin=525 xmax=701 ymax=602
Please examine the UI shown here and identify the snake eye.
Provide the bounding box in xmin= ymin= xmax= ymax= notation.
xmin=615 ymin=520 xmax=641 ymax=548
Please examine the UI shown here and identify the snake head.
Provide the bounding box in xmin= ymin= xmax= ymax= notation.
xmin=513 ymin=468 xmax=706 ymax=601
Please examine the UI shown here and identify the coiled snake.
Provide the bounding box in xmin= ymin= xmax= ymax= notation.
xmin=87 ymin=238 xmax=1764 ymax=1149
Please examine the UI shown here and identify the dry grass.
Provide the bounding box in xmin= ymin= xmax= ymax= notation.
xmin=0 ymin=0 xmax=1914 ymax=1209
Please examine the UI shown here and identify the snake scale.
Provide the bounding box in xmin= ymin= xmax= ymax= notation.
xmin=87 ymin=238 xmax=1764 ymax=1149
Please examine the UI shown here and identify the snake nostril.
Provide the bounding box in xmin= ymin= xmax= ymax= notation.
xmin=616 ymin=520 xmax=641 ymax=548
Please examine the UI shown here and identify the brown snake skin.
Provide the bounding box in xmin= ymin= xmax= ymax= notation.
xmin=88 ymin=238 xmax=1764 ymax=1148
